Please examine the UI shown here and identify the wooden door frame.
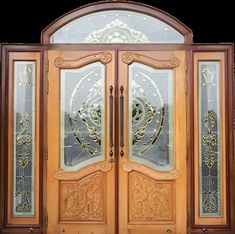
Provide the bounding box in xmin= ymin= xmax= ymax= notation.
xmin=0 ymin=43 xmax=234 ymax=234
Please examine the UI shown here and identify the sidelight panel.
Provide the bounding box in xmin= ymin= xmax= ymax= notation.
xmin=13 ymin=62 xmax=36 ymax=216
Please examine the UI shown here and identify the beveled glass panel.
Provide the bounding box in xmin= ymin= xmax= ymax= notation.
xmin=13 ymin=61 xmax=35 ymax=216
xmin=129 ymin=62 xmax=174 ymax=170
xmin=50 ymin=10 xmax=184 ymax=44
xmin=199 ymin=61 xmax=221 ymax=216
xmin=60 ymin=62 xmax=105 ymax=171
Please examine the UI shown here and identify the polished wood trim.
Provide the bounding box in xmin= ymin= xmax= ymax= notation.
xmin=41 ymin=1 xmax=192 ymax=44
xmin=40 ymin=49 xmax=47 ymax=233
xmin=114 ymin=50 xmax=119 ymax=234
xmin=0 ymin=43 xmax=6 ymax=230
xmin=44 ymin=44 xmax=188 ymax=51
xmin=43 ymin=43 xmax=234 ymax=52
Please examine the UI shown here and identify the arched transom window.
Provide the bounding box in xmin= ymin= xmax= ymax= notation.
xmin=50 ymin=10 xmax=184 ymax=44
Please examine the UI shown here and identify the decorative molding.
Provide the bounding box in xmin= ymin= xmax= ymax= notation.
xmin=54 ymin=161 xmax=112 ymax=180
xmin=122 ymin=52 xmax=140 ymax=65
xmin=122 ymin=52 xmax=180 ymax=68
xmin=129 ymin=172 xmax=173 ymax=221
xmin=122 ymin=162 xmax=180 ymax=180
xmin=54 ymin=52 xmax=112 ymax=68
xmin=60 ymin=172 xmax=104 ymax=221
xmin=99 ymin=52 xmax=112 ymax=64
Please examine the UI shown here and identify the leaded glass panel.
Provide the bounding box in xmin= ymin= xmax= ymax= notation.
xmin=50 ymin=10 xmax=184 ymax=44
xmin=13 ymin=61 xmax=35 ymax=216
xmin=129 ymin=62 xmax=174 ymax=170
xmin=60 ymin=62 xmax=105 ymax=171
xmin=199 ymin=61 xmax=221 ymax=216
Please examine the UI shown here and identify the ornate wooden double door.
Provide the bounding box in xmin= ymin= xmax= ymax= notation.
xmin=47 ymin=50 xmax=187 ymax=234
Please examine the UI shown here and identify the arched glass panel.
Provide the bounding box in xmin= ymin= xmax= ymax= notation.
xmin=50 ymin=10 xmax=184 ymax=44
xmin=129 ymin=62 xmax=174 ymax=170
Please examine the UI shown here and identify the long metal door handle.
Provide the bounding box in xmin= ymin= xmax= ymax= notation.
xmin=120 ymin=85 xmax=124 ymax=157
xmin=109 ymin=85 xmax=114 ymax=158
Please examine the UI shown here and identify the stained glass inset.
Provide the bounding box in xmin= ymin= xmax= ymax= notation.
xmin=13 ymin=62 xmax=35 ymax=216
xmin=129 ymin=63 xmax=174 ymax=170
xmin=50 ymin=10 xmax=184 ymax=44
xmin=60 ymin=62 xmax=105 ymax=170
xmin=199 ymin=61 xmax=221 ymax=216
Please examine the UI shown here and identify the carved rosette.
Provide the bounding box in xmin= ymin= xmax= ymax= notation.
xmin=54 ymin=168 xmax=64 ymax=179
xmin=54 ymin=57 xmax=64 ymax=67
xmin=97 ymin=161 xmax=113 ymax=172
xmin=99 ymin=52 xmax=112 ymax=64
xmin=169 ymin=169 xmax=180 ymax=179
xmin=122 ymin=162 xmax=133 ymax=172
xmin=170 ymin=57 xmax=180 ymax=67
xmin=122 ymin=52 xmax=137 ymax=65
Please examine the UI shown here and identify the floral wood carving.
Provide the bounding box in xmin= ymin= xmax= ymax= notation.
xmin=121 ymin=52 xmax=180 ymax=68
xmin=129 ymin=172 xmax=174 ymax=222
xmin=54 ymin=52 xmax=112 ymax=68
xmin=60 ymin=172 xmax=104 ymax=221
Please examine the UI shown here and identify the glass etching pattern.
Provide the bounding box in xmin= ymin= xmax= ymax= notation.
xmin=50 ymin=10 xmax=184 ymax=44
xmin=60 ymin=63 xmax=105 ymax=170
xmin=129 ymin=63 xmax=174 ymax=170
xmin=199 ymin=61 xmax=221 ymax=216
xmin=13 ymin=62 xmax=35 ymax=216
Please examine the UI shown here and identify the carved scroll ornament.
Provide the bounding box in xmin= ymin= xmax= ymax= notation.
xmin=54 ymin=52 xmax=112 ymax=68
xmin=122 ymin=52 xmax=180 ymax=68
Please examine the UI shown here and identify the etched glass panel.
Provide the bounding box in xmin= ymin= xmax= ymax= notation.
xmin=13 ymin=61 xmax=35 ymax=216
xmin=129 ymin=63 xmax=174 ymax=170
xmin=50 ymin=10 xmax=184 ymax=44
xmin=60 ymin=62 xmax=105 ymax=170
xmin=199 ymin=61 xmax=221 ymax=216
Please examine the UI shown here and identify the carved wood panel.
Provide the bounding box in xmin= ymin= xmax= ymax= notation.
xmin=129 ymin=171 xmax=174 ymax=222
xmin=60 ymin=172 xmax=105 ymax=222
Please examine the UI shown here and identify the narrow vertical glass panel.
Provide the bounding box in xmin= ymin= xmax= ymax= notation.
xmin=50 ymin=10 xmax=184 ymax=44
xmin=199 ymin=61 xmax=221 ymax=216
xmin=13 ymin=61 xmax=35 ymax=216
xmin=129 ymin=63 xmax=174 ymax=170
xmin=60 ymin=62 xmax=105 ymax=171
